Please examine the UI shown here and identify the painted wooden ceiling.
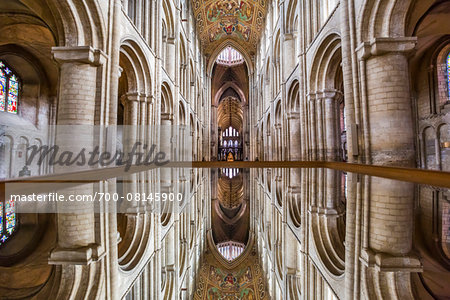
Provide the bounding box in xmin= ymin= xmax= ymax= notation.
xmin=218 ymin=96 xmax=243 ymax=130
xmin=191 ymin=0 xmax=268 ymax=56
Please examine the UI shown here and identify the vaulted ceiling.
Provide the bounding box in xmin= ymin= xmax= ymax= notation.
xmin=218 ymin=173 xmax=244 ymax=209
xmin=211 ymin=62 xmax=248 ymax=105
xmin=218 ymin=96 xmax=243 ymax=130
xmin=212 ymin=171 xmax=249 ymax=244
xmin=191 ymin=0 xmax=268 ymax=56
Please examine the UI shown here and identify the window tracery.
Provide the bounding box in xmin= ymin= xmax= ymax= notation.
xmin=0 ymin=60 xmax=19 ymax=114
xmin=0 ymin=199 xmax=16 ymax=245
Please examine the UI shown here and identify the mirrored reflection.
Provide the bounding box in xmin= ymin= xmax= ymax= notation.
xmin=248 ymin=168 xmax=449 ymax=299
xmin=0 ymin=125 xmax=192 ymax=180
xmin=1 ymin=167 xmax=449 ymax=299
xmin=211 ymin=168 xmax=249 ymax=263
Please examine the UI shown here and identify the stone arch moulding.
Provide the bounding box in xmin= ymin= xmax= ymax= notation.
xmin=162 ymin=0 xmax=175 ymax=38
xmin=285 ymin=0 xmax=299 ymax=34
xmin=287 ymin=79 xmax=300 ymax=112
xmin=309 ymin=32 xmax=342 ymax=92
xmin=47 ymin=0 xmax=106 ymax=49
xmin=120 ymin=38 xmax=153 ymax=96
xmin=213 ymin=82 xmax=247 ymax=107
xmin=161 ymin=81 xmax=174 ymax=116
xmin=358 ymin=0 xmax=417 ymax=42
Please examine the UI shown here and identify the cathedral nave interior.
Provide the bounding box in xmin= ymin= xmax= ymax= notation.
xmin=0 ymin=0 xmax=449 ymax=299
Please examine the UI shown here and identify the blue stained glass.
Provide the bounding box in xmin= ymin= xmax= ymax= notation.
xmin=0 ymin=60 xmax=20 ymax=246
xmin=0 ymin=60 xmax=20 ymax=114
xmin=8 ymin=75 xmax=18 ymax=113
xmin=6 ymin=200 xmax=15 ymax=235
xmin=0 ymin=202 xmax=5 ymax=246
xmin=0 ymin=202 xmax=3 ymax=233
xmin=447 ymin=52 xmax=450 ymax=99
xmin=0 ymin=199 xmax=16 ymax=246
xmin=0 ymin=69 xmax=5 ymax=112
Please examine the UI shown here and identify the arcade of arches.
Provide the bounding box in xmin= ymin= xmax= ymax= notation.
xmin=0 ymin=0 xmax=450 ymax=299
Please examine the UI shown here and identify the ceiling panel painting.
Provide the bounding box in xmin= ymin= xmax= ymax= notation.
xmin=192 ymin=0 xmax=268 ymax=56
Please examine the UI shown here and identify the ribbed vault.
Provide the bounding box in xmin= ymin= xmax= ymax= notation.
xmin=218 ymin=172 xmax=244 ymax=209
xmin=218 ymin=96 xmax=242 ymax=131
xmin=212 ymin=169 xmax=249 ymax=245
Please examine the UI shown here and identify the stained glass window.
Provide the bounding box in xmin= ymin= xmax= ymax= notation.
xmin=6 ymin=200 xmax=15 ymax=235
xmin=0 ymin=203 xmax=3 ymax=234
xmin=447 ymin=52 xmax=450 ymax=99
xmin=0 ymin=60 xmax=19 ymax=114
xmin=0 ymin=198 xmax=16 ymax=245
xmin=8 ymin=75 xmax=18 ymax=113
xmin=0 ymin=69 xmax=6 ymax=112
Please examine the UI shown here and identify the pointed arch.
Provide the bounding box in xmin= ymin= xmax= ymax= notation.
xmin=207 ymin=40 xmax=254 ymax=76
xmin=213 ymin=82 xmax=246 ymax=106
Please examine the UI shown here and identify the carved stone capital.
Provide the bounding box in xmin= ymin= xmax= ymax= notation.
xmin=356 ymin=37 xmax=417 ymax=61
xmin=360 ymin=248 xmax=422 ymax=273
xmin=52 ymin=46 xmax=107 ymax=66
xmin=48 ymin=244 xmax=105 ymax=265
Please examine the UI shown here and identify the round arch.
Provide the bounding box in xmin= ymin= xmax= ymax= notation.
xmin=309 ymin=32 xmax=342 ymax=92
xmin=357 ymin=0 xmax=418 ymax=42
xmin=120 ymin=38 xmax=153 ymax=95
xmin=47 ymin=0 xmax=105 ymax=49
xmin=161 ymin=81 xmax=174 ymax=116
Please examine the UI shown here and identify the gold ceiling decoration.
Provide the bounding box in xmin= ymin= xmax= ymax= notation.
xmin=191 ymin=0 xmax=268 ymax=56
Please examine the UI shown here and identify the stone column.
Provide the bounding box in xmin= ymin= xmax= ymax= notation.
xmin=282 ymin=35 xmax=296 ymax=78
xmin=135 ymin=0 xmax=142 ymax=32
xmin=107 ymin=1 xmax=122 ymax=298
xmin=275 ymin=124 xmax=282 ymax=160
xmin=307 ymin=93 xmax=317 ymax=160
xmin=160 ymin=114 xmax=173 ymax=188
xmin=287 ymin=112 xmax=301 ymax=189
xmin=266 ymin=128 xmax=271 ymax=161
xmin=316 ymin=95 xmax=324 ymax=160
xmin=243 ymin=103 xmax=249 ymax=160
xmin=287 ymin=112 xmax=301 ymax=160
xmin=166 ymin=38 xmax=176 ymax=81
xmin=322 ymin=90 xmax=340 ymax=161
xmin=121 ymin=92 xmax=141 ymax=213
xmin=357 ymin=38 xmax=422 ymax=298
xmin=210 ymin=104 xmax=217 ymax=160
xmin=358 ymin=38 xmax=417 ymax=166
xmin=49 ymin=46 xmax=106 ymax=264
